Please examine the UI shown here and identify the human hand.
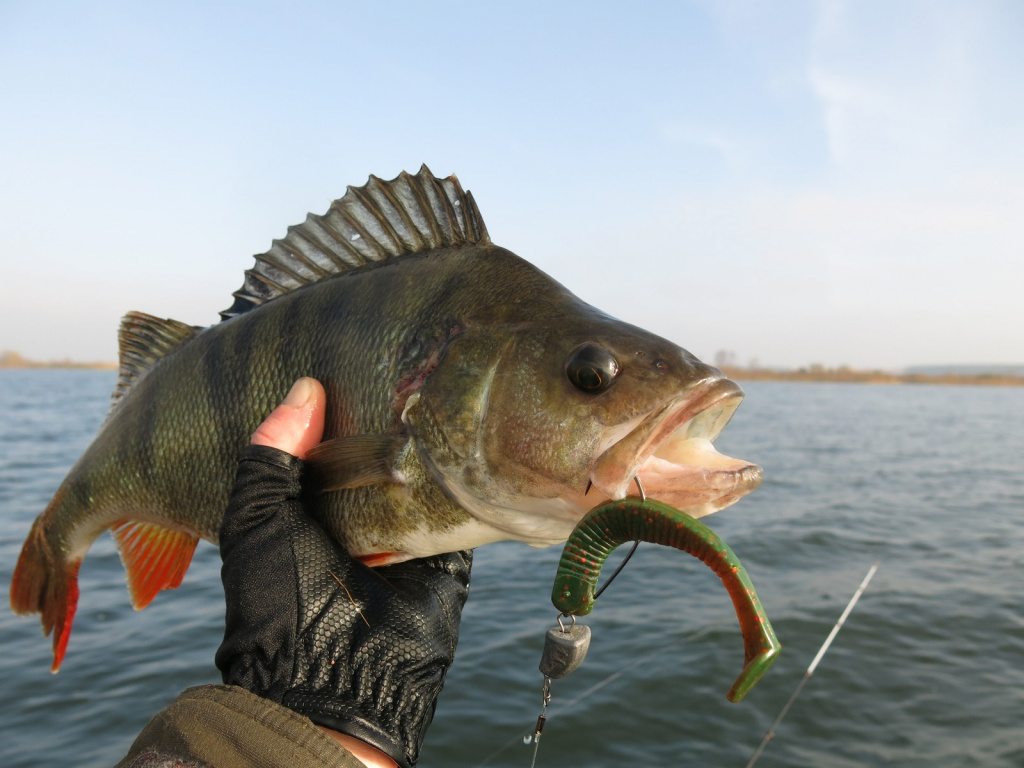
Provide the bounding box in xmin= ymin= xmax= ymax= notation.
xmin=215 ymin=378 xmax=472 ymax=768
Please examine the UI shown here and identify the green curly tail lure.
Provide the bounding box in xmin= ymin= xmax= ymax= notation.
xmin=551 ymin=498 xmax=780 ymax=702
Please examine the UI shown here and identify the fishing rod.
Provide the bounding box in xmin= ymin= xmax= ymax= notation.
xmin=745 ymin=561 xmax=881 ymax=768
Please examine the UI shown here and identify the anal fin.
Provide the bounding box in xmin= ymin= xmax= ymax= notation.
xmin=111 ymin=521 xmax=199 ymax=610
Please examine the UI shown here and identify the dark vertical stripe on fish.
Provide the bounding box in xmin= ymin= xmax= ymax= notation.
xmin=279 ymin=288 xmax=313 ymax=377
xmin=130 ymin=372 xmax=161 ymax=488
xmin=199 ymin=321 xmax=237 ymax=482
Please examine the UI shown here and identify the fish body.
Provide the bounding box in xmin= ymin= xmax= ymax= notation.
xmin=10 ymin=167 xmax=762 ymax=671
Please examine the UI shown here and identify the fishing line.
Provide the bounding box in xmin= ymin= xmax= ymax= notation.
xmin=745 ymin=561 xmax=880 ymax=768
xmin=472 ymin=628 xmax=714 ymax=767
xmin=587 ymin=476 xmax=645 ymax=602
xmin=592 ymin=540 xmax=640 ymax=601
xmin=525 ymin=529 xmax=640 ymax=765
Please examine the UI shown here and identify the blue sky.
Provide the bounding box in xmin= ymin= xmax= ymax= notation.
xmin=1 ymin=1 xmax=1021 ymax=369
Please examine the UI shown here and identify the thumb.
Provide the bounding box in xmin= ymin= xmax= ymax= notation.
xmin=250 ymin=378 xmax=326 ymax=459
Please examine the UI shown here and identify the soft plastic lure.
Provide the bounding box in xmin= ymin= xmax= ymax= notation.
xmin=551 ymin=498 xmax=781 ymax=702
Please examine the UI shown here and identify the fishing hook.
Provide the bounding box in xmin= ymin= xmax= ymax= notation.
xmin=580 ymin=477 xmax=645 ymax=602
xmin=583 ymin=476 xmax=645 ymax=499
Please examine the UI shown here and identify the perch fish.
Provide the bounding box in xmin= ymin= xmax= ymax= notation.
xmin=11 ymin=166 xmax=763 ymax=671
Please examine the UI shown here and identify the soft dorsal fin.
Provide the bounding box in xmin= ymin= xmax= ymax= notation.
xmin=220 ymin=165 xmax=491 ymax=321
xmin=112 ymin=312 xmax=202 ymax=409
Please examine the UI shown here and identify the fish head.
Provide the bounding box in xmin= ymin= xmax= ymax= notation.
xmin=404 ymin=280 xmax=762 ymax=548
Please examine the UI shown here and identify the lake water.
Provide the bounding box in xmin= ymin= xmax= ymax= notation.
xmin=1 ymin=370 xmax=1021 ymax=767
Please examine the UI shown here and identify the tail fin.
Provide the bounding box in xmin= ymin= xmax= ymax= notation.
xmin=10 ymin=517 xmax=81 ymax=673
xmin=11 ymin=512 xmax=200 ymax=672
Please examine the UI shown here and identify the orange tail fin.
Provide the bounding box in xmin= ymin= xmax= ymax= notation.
xmin=10 ymin=517 xmax=80 ymax=673
xmin=10 ymin=514 xmax=200 ymax=672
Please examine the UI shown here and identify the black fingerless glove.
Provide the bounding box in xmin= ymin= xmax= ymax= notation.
xmin=216 ymin=445 xmax=472 ymax=768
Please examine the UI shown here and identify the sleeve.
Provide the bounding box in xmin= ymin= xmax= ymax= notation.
xmin=114 ymin=684 xmax=366 ymax=768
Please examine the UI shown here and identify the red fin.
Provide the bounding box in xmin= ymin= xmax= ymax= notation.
xmin=111 ymin=521 xmax=199 ymax=610
xmin=9 ymin=516 xmax=80 ymax=673
xmin=51 ymin=562 xmax=80 ymax=674
xmin=357 ymin=552 xmax=409 ymax=567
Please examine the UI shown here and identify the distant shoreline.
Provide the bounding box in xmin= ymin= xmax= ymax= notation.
xmin=0 ymin=352 xmax=116 ymax=371
xmin=0 ymin=361 xmax=118 ymax=370
xmin=2 ymin=354 xmax=1022 ymax=386
xmin=721 ymin=366 xmax=1024 ymax=387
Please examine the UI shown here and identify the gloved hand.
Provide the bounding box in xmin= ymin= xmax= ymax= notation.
xmin=215 ymin=398 xmax=472 ymax=768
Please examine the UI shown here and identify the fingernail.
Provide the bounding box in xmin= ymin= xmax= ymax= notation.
xmin=282 ymin=378 xmax=314 ymax=409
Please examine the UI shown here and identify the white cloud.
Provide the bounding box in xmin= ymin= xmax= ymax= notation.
xmin=806 ymin=0 xmax=991 ymax=182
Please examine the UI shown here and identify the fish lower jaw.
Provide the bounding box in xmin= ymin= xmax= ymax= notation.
xmin=640 ymin=457 xmax=762 ymax=518
xmin=591 ymin=443 xmax=763 ymax=520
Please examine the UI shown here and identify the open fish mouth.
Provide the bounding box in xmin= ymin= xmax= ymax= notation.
xmin=590 ymin=378 xmax=763 ymax=517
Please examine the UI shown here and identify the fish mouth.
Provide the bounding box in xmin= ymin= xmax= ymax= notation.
xmin=590 ymin=378 xmax=763 ymax=517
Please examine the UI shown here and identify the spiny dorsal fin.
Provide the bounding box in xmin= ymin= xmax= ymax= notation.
xmin=219 ymin=165 xmax=490 ymax=320
xmin=112 ymin=312 xmax=202 ymax=409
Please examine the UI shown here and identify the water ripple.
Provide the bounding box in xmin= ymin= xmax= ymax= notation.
xmin=2 ymin=375 xmax=1022 ymax=767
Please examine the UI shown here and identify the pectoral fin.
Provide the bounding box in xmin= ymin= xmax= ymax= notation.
xmin=306 ymin=435 xmax=409 ymax=491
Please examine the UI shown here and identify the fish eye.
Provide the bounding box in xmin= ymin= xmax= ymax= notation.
xmin=566 ymin=343 xmax=619 ymax=393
